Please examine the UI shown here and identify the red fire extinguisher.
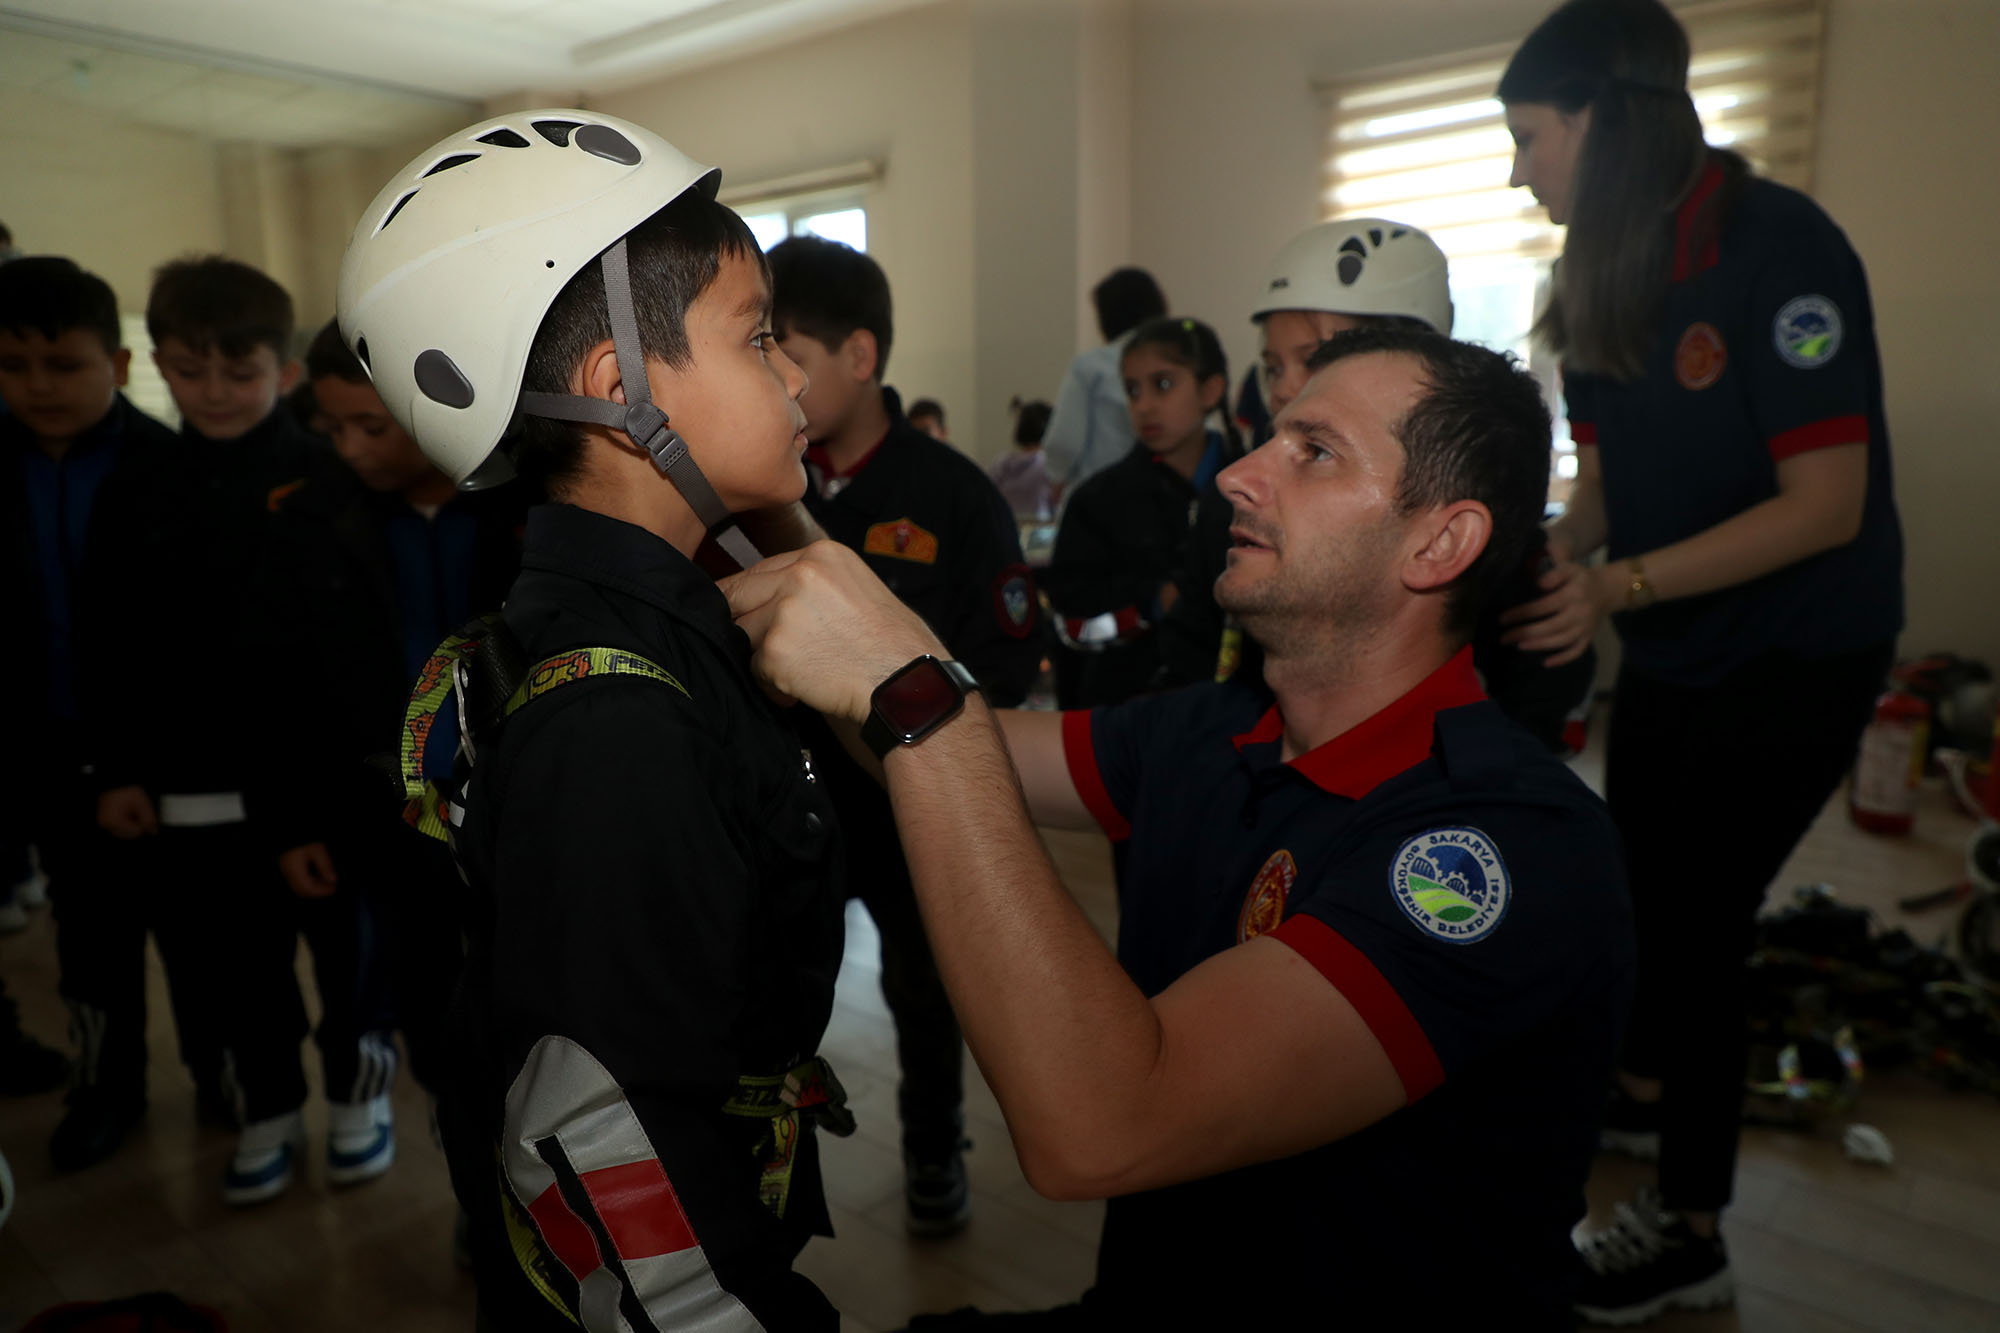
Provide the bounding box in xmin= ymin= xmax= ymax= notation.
xmin=1850 ymin=688 xmax=1930 ymax=834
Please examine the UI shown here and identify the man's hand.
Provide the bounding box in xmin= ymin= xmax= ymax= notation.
xmin=693 ymin=502 xmax=830 ymax=578
xmin=98 ymin=786 xmax=158 ymax=840
xmin=720 ymin=541 xmax=944 ymax=723
xmin=1498 ymin=555 xmax=1617 ymax=667
xmin=278 ymin=843 xmax=340 ymax=899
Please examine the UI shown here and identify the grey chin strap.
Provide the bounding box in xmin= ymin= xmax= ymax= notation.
xmin=520 ymin=236 xmax=762 ymax=569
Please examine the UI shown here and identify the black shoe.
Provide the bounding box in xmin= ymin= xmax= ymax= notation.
xmin=0 ymin=1032 xmax=70 ymax=1096
xmin=50 ymin=1089 xmax=146 ymax=1172
xmin=1575 ymin=1187 xmax=1733 ymax=1325
xmin=1598 ymin=1083 xmax=1661 ymax=1162
xmin=904 ymin=1138 xmax=972 ymax=1237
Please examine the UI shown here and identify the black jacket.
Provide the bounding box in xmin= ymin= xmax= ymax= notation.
xmin=74 ymin=406 xmax=361 ymax=794
xmin=445 ymin=503 xmax=845 ymax=1332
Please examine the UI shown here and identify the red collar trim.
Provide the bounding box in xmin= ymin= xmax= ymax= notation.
xmin=1672 ymin=159 xmax=1726 ymax=282
xmin=1230 ymin=645 xmax=1486 ymax=799
xmin=803 ymin=430 xmax=889 ymax=484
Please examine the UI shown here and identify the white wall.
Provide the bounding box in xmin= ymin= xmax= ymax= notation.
xmin=593 ymin=1 xmax=981 ymax=454
xmin=0 ymin=87 xmax=226 ymax=315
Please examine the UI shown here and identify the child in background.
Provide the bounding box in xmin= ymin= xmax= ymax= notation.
xmin=989 ymin=398 xmax=1054 ymax=520
xmin=906 ymin=396 xmax=949 ymax=440
xmin=78 ymin=256 xmax=381 ymax=1204
xmin=1046 ymin=316 xmax=1240 ymax=707
xmin=0 ymin=256 xmax=179 ymax=1140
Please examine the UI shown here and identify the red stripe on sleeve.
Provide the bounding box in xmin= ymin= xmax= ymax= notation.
xmin=1061 ymin=709 xmax=1131 ymax=841
xmin=1769 ymin=414 xmax=1868 ymax=462
xmin=1269 ymin=914 xmax=1445 ymax=1102
xmin=526 ymin=1182 xmax=604 ymax=1282
xmin=1570 ymin=421 xmax=1598 ymax=446
xmin=577 ymin=1159 xmax=699 ymax=1260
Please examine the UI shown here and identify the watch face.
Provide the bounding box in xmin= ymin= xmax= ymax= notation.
xmin=876 ymin=657 xmax=963 ymax=739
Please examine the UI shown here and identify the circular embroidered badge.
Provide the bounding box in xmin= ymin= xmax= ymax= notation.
xmin=1674 ymin=321 xmax=1727 ymax=390
xmin=1390 ymin=827 xmax=1510 ymax=944
xmin=1238 ymin=849 xmax=1297 ymax=942
xmin=1773 ymin=294 xmax=1843 ymax=369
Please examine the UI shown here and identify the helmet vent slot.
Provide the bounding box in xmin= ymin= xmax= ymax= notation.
xmin=424 ymin=153 xmax=481 ymax=177
xmin=532 ymin=119 xmax=582 ymax=147
xmin=477 ymin=128 xmax=530 ymax=148
xmin=355 ymin=337 xmax=370 ymax=370
xmin=574 ymin=124 xmax=640 ymax=165
xmin=376 ymin=190 xmax=419 ymax=234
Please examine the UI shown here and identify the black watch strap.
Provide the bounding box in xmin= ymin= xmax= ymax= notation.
xmin=861 ymin=656 xmax=980 ymax=760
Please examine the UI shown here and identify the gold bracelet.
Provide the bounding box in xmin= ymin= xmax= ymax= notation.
xmin=1626 ymin=557 xmax=1656 ymax=609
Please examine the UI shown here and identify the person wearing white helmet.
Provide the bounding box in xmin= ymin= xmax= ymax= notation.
xmin=1161 ymin=217 xmax=1596 ymax=756
xmin=338 ymin=110 xmax=848 ymax=1330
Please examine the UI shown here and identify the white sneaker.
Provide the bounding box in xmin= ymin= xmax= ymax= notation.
xmin=327 ymin=1094 xmax=396 ymax=1185
xmin=223 ymin=1108 xmax=306 ymax=1206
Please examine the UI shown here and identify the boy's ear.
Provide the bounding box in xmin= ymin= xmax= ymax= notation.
xmin=577 ymin=337 xmax=626 ymax=404
xmin=280 ymin=358 xmax=302 ymax=395
xmin=113 ymin=347 xmax=132 ymax=388
xmin=843 ymin=328 xmax=880 ymax=384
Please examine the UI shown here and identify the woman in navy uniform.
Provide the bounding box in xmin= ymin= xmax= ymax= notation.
xmin=1496 ymin=1 xmax=1903 ymax=1322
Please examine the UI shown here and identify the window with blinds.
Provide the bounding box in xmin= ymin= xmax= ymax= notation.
xmin=1314 ymin=0 xmax=1826 ymax=492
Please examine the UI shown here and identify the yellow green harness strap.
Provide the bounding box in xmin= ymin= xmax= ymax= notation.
xmin=720 ymin=1056 xmax=857 ymax=1219
xmin=397 ymin=622 xmax=690 ymax=842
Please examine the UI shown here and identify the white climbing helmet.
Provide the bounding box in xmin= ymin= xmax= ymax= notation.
xmin=1251 ymin=217 xmax=1454 ymax=335
xmin=335 ymin=108 xmax=718 ymax=491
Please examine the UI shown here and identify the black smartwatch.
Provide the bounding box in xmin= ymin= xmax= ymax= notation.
xmin=861 ymin=656 xmax=980 ymax=760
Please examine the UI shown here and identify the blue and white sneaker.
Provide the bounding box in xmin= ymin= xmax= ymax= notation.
xmin=222 ymin=1109 xmax=305 ymax=1206
xmin=327 ymin=1094 xmax=395 ymax=1186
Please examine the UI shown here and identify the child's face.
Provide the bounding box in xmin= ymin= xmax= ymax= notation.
xmin=0 ymin=327 xmax=128 ymax=446
xmin=312 ymin=373 xmax=442 ymax=496
xmin=154 ymin=337 xmax=297 ymax=441
xmin=1258 ymin=310 xmax=1363 ymax=418
xmin=777 ymin=325 xmax=871 ymax=447
xmin=1123 ymin=344 xmax=1223 ymax=456
xmin=646 ymin=250 xmax=809 ymax=511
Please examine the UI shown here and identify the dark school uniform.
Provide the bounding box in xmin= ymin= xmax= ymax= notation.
xmin=1563 ymin=157 xmax=1903 ymax=1211
xmin=442 ymin=503 xmax=846 ymax=1332
xmin=252 ymin=480 xmax=528 ymax=1096
xmin=68 ymin=404 xmax=361 ymax=1120
xmin=799 ymin=387 xmax=1040 ymax=1156
xmin=1045 ymin=433 xmax=1234 ymax=708
xmin=3 ymin=395 xmax=177 ymax=1099
xmin=1060 ymin=648 xmax=1632 ymax=1325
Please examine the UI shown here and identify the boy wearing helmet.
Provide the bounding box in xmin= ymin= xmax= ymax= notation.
xmin=1161 ymin=219 xmax=1594 ymax=753
xmin=338 ymin=112 xmax=847 ymax=1330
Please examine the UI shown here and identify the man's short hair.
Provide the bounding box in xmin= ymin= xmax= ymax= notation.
xmin=1306 ymin=327 xmax=1551 ymax=637
xmin=766 ymin=235 xmax=894 ymax=378
xmin=146 ymin=255 xmax=293 ymax=361
xmin=907 ymin=397 xmax=944 ymax=425
xmin=511 ymin=189 xmax=765 ymax=497
xmin=305 ymin=318 xmax=367 ymax=384
xmin=1091 ymin=267 xmax=1166 ymax=342
xmin=0 ymin=256 xmax=121 ymax=354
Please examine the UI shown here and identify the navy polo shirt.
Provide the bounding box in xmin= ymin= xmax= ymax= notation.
xmin=1060 ymin=648 xmax=1632 ymax=1323
xmin=1565 ymin=162 xmax=1904 ymax=687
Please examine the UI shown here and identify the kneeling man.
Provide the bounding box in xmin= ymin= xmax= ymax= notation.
xmin=726 ymin=328 xmax=1633 ymax=1325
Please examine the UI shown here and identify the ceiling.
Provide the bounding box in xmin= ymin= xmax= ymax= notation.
xmin=0 ymin=0 xmax=933 ymax=147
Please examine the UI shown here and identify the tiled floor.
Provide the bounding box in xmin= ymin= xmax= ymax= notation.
xmin=1 ymin=715 xmax=1996 ymax=1331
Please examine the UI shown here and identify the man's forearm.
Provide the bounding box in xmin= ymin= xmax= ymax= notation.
xmin=883 ymin=700 xmax=1166 ymax=1196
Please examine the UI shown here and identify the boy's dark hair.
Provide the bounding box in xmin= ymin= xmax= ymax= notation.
xmin=766 ymin=235 xmax=894 ymax=378
xmin=1013 ymin=399 xmax=1052 ymax=446
xmin=305 ymin=319 xmax=367 ymax=384
xmin=1121 ymin=315 xmax=1241 ymax=456
xmin=907 ymin=397 xmax=945 ymax=425
xmin=1092 ymin=267 xmax=1166 ymax=342
xmin=1305 ymin=327 xmax=1551 ymax=638
xmin=0 ymin=256 xmax=121 ymax=354
xmin=146 ymin=256 xmax=294 ymax=360
xmin=511 ymin=190 xmax=766 ymax=497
